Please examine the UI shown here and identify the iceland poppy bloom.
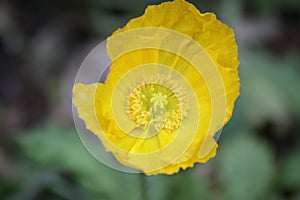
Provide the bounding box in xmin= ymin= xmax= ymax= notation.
xmin=73 ymin=0 xmax=239 ymax=175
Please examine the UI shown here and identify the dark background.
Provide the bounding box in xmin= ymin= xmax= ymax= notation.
xmin=0 ymin=0 xmax=300 ymax=199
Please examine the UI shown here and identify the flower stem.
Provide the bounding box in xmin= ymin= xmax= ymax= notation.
xmin=140 ymin=173 xmax=148 ymax=200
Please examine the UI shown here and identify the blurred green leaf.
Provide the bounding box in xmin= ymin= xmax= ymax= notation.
xmin=165 ymin=169 xmax=212 ymax=200
xmin=280 ymin=146 xmax=300 ymax=189
xmin=217 ymin=132 xmax=274 ymax=200
xmin=17 ymin=123 xmax=140 ymax=200
xmin=237 ymin=51 xmax=300 ymax=127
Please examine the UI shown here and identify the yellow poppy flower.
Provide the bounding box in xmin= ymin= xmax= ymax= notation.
xmin=73 ymin=0 xmax=239 ymax=175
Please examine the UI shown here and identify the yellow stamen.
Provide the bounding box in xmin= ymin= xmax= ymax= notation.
xmin=127 ymin=77 xmax=188 ymax=134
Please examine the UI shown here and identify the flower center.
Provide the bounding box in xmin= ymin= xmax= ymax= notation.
xmin=127 ymin=81 xmax=187 ymax=134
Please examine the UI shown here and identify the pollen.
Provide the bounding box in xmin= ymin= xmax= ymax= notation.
xmin=127 ymin=77 xmax=188 ymax=134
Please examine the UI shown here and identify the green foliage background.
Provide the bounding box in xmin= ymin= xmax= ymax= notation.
xmin=0 ymin=0 xmax=299 ymax=199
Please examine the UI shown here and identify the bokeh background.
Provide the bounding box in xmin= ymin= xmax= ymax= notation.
xmin=0 ymin=0 xmax=300 ymax=199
